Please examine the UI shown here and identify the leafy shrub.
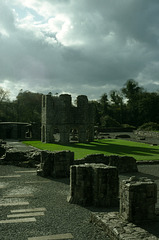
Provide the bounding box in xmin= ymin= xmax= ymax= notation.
xmin=138 ymin=122 xmax=159 ymax=131
xmin=122 ymin=124 xmax=136 ymax=130
xmin=100 ymin=115 xmax=121 ymax=128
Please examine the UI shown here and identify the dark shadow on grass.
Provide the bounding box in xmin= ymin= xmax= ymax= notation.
xmin=61 ymin=139 xmax=159 ymax=158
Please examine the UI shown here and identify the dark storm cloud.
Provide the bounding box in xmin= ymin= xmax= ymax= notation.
xmin=0 ymin=0 xmax=159 ymax=100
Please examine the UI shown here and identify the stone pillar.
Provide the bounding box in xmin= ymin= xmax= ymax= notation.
xmin=93 ymin=165 xmax=119 ymax=207
xmin=52 ymin=151 xmax=74 ymax=178
xmin=87 ymin=126 xmax=94 ymax=142
xmin=78 ymin=128 xmax=87 ymax=142
xmin=120 ymin=177 xmax=157 ymax=223
xmin=68 ymin=163 xmax=119 ymax=207
xmin=37 ymin=150 xmax=74 ymax=178
xmin=68 ymin=164 xmax=93 ymax=205
xmin=60 ymin=126 xmax=70 ymax=144
xmin=45 ymin=124 xmax=54 ymax=143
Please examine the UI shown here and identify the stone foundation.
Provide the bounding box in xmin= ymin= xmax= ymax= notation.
xmin=68 ymin=163 xmax=119 ymax=207
xmin=74 ymin=154 xmax=138 ymax=173
xmin=91 ymin=212 xmax=159 ymax=240
xmin=0 ymin=149 xmax=41 ymax=167
xmin=109 ymin=155 xmax=138 ymax=173
xmin=120 ymin=176 xmax=157 ymax=223
xmin=0 ymin=145 xmax=5 ymax=158
xmin=37 ymin=150 xmax=74 ymax=178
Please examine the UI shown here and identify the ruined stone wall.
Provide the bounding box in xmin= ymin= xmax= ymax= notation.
xmin=120 ymin=176 xmax=157 ymax=223
xmin=134 ymin=130 xmax=159 ymax=139
xmin=74 ymin=154 xmax=138 ymax=173
xmin=68 ymin=163 xmax=119 ymax=207
xmin=37 ymin=150 xmax=74 ymax=178
xmin=41 ymin=94 xmax=95 ymax=144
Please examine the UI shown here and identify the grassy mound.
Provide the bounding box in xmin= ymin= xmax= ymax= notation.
xmin=23 ymin=139 xmax=159 ymax=161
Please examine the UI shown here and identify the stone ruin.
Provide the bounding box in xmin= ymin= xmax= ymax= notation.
xmin=0 ymin=140 xmax=41 ymax=167
xmin=120 ymin=176 xmax=157 ymax=223
xmin=36 ymin=152 xmax=138 ymax=179
xmin=75 ymin=154 xmax=138 ymax=173
xmin=41 ymin=94 xmax=95 ymax=144
xmin=68 ymin=163 xmax=119 ymax=207
xmin=0 ymin=139 xmax=158 ymax=238
xmin=91 ymin=176 xmax=158 ymax=240
xmin=37 ymin=150 xmax=74 ymax=178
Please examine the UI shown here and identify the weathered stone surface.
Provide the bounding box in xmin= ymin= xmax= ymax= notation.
xmin=91 ymin=212 xmax=159 ymax=240
xmin=41 ymin=94 xmax=95 ymax=144
xmin=37 ymin=150 xmax=74 ymax=178
xmin=0 ymin=145 xmax=5 ymax=157
xmin=109 ymin=155 xmax=138 ymax=173
xmin=0 ymin=149 xmax=41 ymax=167
xmin=74 ymin=154 xmax=109 ymax=165
xmin=120 ymin=177 xmax=157 ymax=223
xmin=68 ymin=163 xmax=119 ymax=207
xmin=75 ymin=154 xmax=138 ymax=174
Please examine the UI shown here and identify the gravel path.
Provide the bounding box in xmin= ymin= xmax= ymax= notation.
xmin=0 ymin=140 xmax=159 ymax=239
xmin=0 ymin=165 xmax=109 ymax=240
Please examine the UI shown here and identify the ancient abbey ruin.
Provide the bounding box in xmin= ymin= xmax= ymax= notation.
xmin=41 ymin=94 xmax=95 ymax=144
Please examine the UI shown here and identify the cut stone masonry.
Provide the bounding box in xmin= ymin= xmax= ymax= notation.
xmin=41 ymin=94 xmax=95 ymax=144
xmin=120 ymin=176 xmax=157 ymax=223
xmin=37 ymin=150 xmax=74 ymax=178
xmin=68 ymin=163 xmax=119 ymax=207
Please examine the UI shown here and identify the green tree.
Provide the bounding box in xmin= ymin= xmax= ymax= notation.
xmin=16 ymin=90 xmax=42 ymax=124
xmin=0 ymin=87 xmax=11 ymax=122
xmin=99 ymin=93 xmax=109 ymax=116
xmin=109 ymin=90 xmax=124 ymax=123
xmin=121 ymin=79 xmax=144 ymax=126
xmin=121 ymin=79 xmax=144 ymax=103
xmin=138 ymin=92 xmax=159 ymax=124
xmin=0 ymin=87 xmax=10 ymax=102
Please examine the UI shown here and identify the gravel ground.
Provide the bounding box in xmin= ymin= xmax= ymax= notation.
xmin=0 ymin=139 xmax=159 ymax=240
xmin=0 ymin=165 xmax=110 ymax=240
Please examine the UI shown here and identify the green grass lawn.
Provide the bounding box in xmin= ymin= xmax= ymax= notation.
xmin=23 ymin=139 xmax=159 ymax=161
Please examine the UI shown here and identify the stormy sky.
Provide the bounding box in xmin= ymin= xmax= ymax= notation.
xmin=0 ymin=0 xmax=159 ymax=100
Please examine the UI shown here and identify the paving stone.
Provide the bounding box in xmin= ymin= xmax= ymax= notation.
xmin=0 ymin=217 xmax=36 ymax=224
xmin=7 ymin=212 xmax=45 ymax=218
xmin=28 ymin=233 xmax=73 ymax=240
xmin=0 ymin=202 xmax=29 ymax=206
xmin=25 ymin=181 xmax=51 ymax=184
xmin=11 ymin=207 xmax=47 ymax=213
xmin=14 ymin=170 xmax=37 ymax=173
xmin=0 ymin=175 xmax=21 ymax=178
xmin=3 ymin=194 xmax=34 ymax=198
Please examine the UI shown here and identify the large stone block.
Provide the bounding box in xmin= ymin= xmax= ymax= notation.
xmin=120 ymin=176 xmax=157 ymax=223
xmin=68 ymin=163 xmax=119 ymax=207
xmin=109 ymin=155 xmax=138 ymax=173
xmin=37 ymin=150 xmax=74 ymax=178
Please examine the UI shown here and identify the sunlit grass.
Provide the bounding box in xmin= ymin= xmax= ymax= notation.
xmin=23 ymin=139 xmax=159 ymax=161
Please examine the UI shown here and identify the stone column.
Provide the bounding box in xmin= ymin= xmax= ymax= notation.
xmin=59 ymin=126 xmax=70 ymax=144
xmin=68 ymin=163 xmax=119 ymax=207
xmin=120 ymin=177 xmax=157 ymax=223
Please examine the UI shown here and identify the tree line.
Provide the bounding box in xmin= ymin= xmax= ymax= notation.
xmin=0 ymin=79 xmax=159 ymax=128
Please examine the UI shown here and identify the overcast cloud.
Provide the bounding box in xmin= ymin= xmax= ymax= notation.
xmin=0 ymin=0 xmax=159 ymax=100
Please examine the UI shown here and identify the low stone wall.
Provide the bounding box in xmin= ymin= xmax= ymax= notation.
xmin=120 ymin=176 xmax=157 ymax=223
xmin=68 ymin=163 xmax=119 ymax=207
xmin=37 ymin=150 xmax=74 ymax=178
xmin=75 ymin=154 xmax=138 ymax=173
xmin=0 ymin=149 xmax=41 ymax=167
xmin=0 ymin=145 xmax=5 ymax=158
xmin=109 ymin=155 xmax=138 ymax=173
xmin=91 ymin=212 xmax=159 ymax=240
xmin=134 ymin=130 xmax=159 ymax=139
xmin=91 ymin=176 xmax=158 ymax=240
